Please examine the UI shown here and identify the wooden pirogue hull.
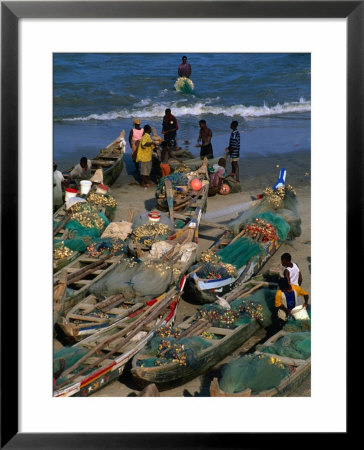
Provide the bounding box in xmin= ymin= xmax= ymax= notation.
xmin=209 ymin=330 xmax=311 ymax=397
xmin=53 ymin=281 xmax=186 ymax=397
xmin=156 ymin=181 xmax=209 ymax=214
xmin=130 ymin=282 xmax=271 ymax=390
xmin=188 ymin=233 xmax=281 ymax=304
xmin=63 ymin=130 xmax=125 ymax=187
xmin=53 ymin=254 xmax=124 ymax=317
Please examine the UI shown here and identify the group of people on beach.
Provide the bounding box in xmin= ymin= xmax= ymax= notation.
xmin=128 ymin=110 xmax=241 ymax=189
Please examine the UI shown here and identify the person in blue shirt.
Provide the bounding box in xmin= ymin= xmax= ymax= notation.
xmin=225 ymin=120 xmax=240 ymax=182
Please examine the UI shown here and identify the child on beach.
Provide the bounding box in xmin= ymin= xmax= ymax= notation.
xmin=281 ymin=252 xmax=303 ymax=286
xmin=225 ymin=120 xmax=240 ymax=183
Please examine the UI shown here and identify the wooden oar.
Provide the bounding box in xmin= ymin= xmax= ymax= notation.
xmin=164 ymin=178 xmax=174 ymax=222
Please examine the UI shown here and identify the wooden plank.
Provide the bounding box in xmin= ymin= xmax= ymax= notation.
xmin=67 ymin=313 xmax=107 ymax=323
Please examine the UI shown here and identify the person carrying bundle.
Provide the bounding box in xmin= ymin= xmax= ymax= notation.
xmin=275 ymin=278 xmax=309 ymax=322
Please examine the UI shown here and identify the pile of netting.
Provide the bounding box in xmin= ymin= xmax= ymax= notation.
xmin=53 ymin=346 xmax=89 ymax=387
xmin=258 ymin=331 xmax=311 ymax=360
xmin=174 ymin=77 xmax=194 ymax=93
xmin=136 ymin=326 xmax=213 ymax=368
xmin=244 ymin=212 xmax=290 ymax=241
xmin=87 ymin=192 xmax=117 ymax=209
xmin=217 ymin=237 xmax=265 ymax=269
xmin=54 ymin=203 xmax=109 ymax=255
xmin=131 ymin=223 xmax=172 ymax=248
xmin=230 ymin=185 xmax=301 ymax=238
xmin=89 ymin=257 xmax=173 ymax=302
xmin=85 ymin=237 xmax=128 ymax=257
xmin=195 ymin=262 xmax=237 ymax=280
xmin=155 ymin=172 xmax=189 ymax=197
xmin=218 ymin=353 xmax=290 ymax=394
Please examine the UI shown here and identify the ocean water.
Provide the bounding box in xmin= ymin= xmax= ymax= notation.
xmin=53 ymin=53 xmax=311 ymax=171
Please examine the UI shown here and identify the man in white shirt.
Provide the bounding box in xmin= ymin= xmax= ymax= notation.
xmin=70 ymin=157 xmax=92 ymax=186
xmin=53 ymin=162 xmax=65 ymax=211
xmin=281 ymin=252 xmax=302 ymax=286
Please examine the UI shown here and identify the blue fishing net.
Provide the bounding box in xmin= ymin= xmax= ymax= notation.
xmin=53 ymin=346 xmax=89 ymax=386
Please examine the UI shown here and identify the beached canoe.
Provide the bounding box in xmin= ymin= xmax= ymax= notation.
xmin=56 ymin=292 xmax=145 ymax=343
xmin=130 ymin=281 xmax=275 ymax=390
xmin=63 ymin=130 xmax=125 ymax=187
xmin=156 ymin=178 xmax=209 ymax=216
xmin=169 ymin=156 xmax=220 ymax=170
xmin=53 ymin=281 xmax=186 ymax=397
xmin=210 ymin=329 xmax=311 ymax=397
xmin=186 ymin=222 xmax=282 ymax=304
xmin=53 ymin=254 xmax=125 ymax=317
xmin=128 ymin=207 xmax=201 ymax=268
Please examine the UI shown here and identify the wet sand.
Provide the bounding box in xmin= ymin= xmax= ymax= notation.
xmin=55 ymin=149 xmax=311 ymax=397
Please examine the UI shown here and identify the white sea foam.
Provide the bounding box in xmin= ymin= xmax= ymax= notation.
xmin=62 ymin=99 xmax=311 ymax=122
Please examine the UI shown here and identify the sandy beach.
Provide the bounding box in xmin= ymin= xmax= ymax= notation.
xmin=54 ymin=149 xmax=310 ymax=397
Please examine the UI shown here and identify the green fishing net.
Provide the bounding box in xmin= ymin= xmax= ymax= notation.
xmin=219 ymin=353 xmax=290 ymax=394
xmin=230 ymin=185 xmax=300 ymax=237
xmin=137 ymin=335 xmax=212 ymax=368
xmin=217 ymin=237 xmax=265 ymax=269
xmin=283 ymin=308 xmax=311 ymax=332
xmin=258 ymin=332 xmax=311 ymax=360
xmin=89 ymin=257 xmax=173 ymax=301
xmin=254 ymin=212 xmax=290 ymax=241
xmin=53 ymin=346 xmax=89 ymax=386
xmin=230 ymin=287 xmax=276 ymax=328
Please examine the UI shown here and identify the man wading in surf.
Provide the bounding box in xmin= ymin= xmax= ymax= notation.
xmin=178 ymin=56 xmax=191 ymax=78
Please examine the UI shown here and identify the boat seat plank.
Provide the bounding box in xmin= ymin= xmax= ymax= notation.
xmin=206 ymin=327 xmax=235 ymax=336
xmin=68 ymin=313 xmax=107 ymax=323
xmin=73 ymin=280 xmax=92 ymax=286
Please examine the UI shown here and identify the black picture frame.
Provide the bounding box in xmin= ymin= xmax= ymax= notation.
xmin=1 ymin=1 xmax=358 ymax=448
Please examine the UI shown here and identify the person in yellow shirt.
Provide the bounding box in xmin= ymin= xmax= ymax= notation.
xmin=275 ymin=277 xmax=309 ymax=322
xmin=136 ymin=124 xmax=156 ymax=188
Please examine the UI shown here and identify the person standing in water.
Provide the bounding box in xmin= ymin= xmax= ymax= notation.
xmin=178 ymin=56 xmax=191 ymax=78
xmin=225 ymin=120 xmax=240 ymax=183
xmin=162 ymin=108 xmax=179 ymax=149
xmin=196 ymin=119 xmax=214 ymax=159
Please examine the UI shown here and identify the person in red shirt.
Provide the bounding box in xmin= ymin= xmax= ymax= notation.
xmin=162 ymin=108 xmax=178 ymax=149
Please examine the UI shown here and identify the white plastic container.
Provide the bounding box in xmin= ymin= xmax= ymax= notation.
xmin=65 ymin=188 xmax=78 ymax=202
xmin=148 ymin=212 xmax=161 ymax=223
xmin=80 ymin=180 xmax=92 ymax=195
xmin=291 ymin=305 xmax=309 ymax=320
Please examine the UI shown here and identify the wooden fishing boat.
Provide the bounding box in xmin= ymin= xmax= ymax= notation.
xmin=56 ymin=293 xmax=145 ymax=343
xmin=63 ymin=130 xmax=125 ymax=187
xmin=186 ymin=216 xmax=282 ymax=304
xmin=130 ymin=281 xmax=275 ymax=390
xmin=53 ymin=254 xmax=125 ymax=317
xmin=53 ymin=280 xmax=186 ymax=397
xmin=210 ymin=329 xmax=311 ymax=397
xmin=156 ymin=179 xmax=209 ymax=216
xmin=169 ymin=156 xmax=220 ymax=170
xmin=53 ymin=269 xmax=68 ymax=326
xmin=128 ymin=207 xmax=201 ymax=272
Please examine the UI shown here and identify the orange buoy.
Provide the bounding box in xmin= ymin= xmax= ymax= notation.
xmin=190 ymin=178 xmax=202 ymax=191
